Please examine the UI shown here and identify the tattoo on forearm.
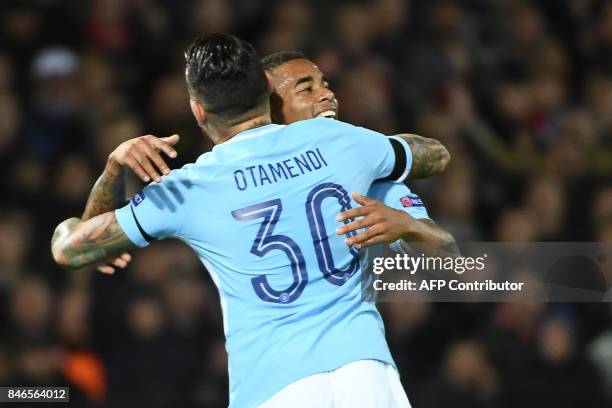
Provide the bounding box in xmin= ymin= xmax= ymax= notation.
xmin=398 ymin=219 xmax=461 ymax=258
xmin=52 ymin=213 xmax=134 ymax=270
xmin=82 ymin=168 xmax=126 ymax=221
xmin=397 ymin=134 xmax=450 ymax=179
xmin=399 ymin=237 xmax=461 ymax=259
xmin=435 ymin=238 xmax=461 ymax=258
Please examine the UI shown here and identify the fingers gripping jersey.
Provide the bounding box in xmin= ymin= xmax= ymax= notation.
xmin=115 ymin=118 xmax=412 ymax=407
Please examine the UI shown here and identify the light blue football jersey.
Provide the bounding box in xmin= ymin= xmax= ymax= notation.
xmin=115 ymin=118 xmax=412 ymax=407
xmin=367 ymin=182 xmax=432 ymax=253
xmin=361 ymin=182 xmax=432 ymax=302
xmin=367 ymin=182 xmax=430 ymax=222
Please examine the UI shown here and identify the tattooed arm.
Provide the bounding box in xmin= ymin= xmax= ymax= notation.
xmin=394 ymin=134 xmax=450 ymax=180
xmin=393 ymin=219 xmax=460 ymax=259
xmin=51 ymin=212 xmax=137 ymax=271
xmin=78 ymin=134 xmax=179 ymax=273
xmin=82 ymin=134 xmax=180 ymax=221
xmin=81 ymin=163 xmax=126 ymax=221
xmin=79 ymin=165 xmax=135 ymax=274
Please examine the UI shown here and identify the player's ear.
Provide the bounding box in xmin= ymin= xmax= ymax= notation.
xmin=264 ymin=69 xmax=274 ymax=93
xmin=190 ymin=98 xmax=207 ymax=127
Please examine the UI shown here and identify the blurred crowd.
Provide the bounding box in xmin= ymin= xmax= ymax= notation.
xmin=1 ymin=0 xmax=612 ymax=406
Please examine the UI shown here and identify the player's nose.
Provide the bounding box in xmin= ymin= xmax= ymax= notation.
xmin=318 ymin=87 xmax=335 ymax=102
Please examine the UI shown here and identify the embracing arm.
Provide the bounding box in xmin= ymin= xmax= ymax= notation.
xmin=77 ymin=134 xmax=179 ymax=273
xmin=51 ymin=212 xmax=137 ymax=271
xmin=395 ymin=218 xmax=460 ymax=258
xmin=82 ymin=134 xmax=179 ymax=221
xmin=82 ymin=162 xmax=126 ymax=221
xmin=394 ymin=134 xmax=450 ymax=180
xmin=337 ymin=192 xmax=460 ymax=258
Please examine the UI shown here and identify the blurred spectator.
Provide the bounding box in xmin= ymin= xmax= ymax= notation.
xmin=522 ymin=176 xmax=566 ymax=240
xmin=52 ymin=155 xmax=95 ymax=207
xmin=0 ymin=211 xmax=31 ymax=289
xmin=96 ymin=114 xmax=143 ymax=165
xmin=0 ymin=90 xmax=23 ymax=195
xmin=258 ymin=0 xmax=312 ymax=55
xmin=24 ymin=47 xmax=96 ymax=163
xmin=190 ymin=0 xmax=234 ymax=37
xmin=87 ymin=0 xmax=133 ymax=56
xmin=589 ymin=316 xmax=612 ymax=401
xmin=494 ymin=208 xmax=538 ymax=242
xmin=57 ymin=289 xmax=107 ymax=404
xmin=506 ymin=311 xmax=606 ymax=407
xmin=9 ymin=277 xmax=54 ymax=344
xmin=416 ymin=339 xmax=499 ymax=408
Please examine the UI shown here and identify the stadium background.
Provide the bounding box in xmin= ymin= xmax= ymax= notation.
xmin=1 ymin=0 xmax=612 ymax=406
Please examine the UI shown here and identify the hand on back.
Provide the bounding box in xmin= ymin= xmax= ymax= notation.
xmin=108 ymin=134 xmax=180 ymax=183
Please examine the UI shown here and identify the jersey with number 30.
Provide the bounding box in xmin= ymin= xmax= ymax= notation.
xmin=115 ymin=118 xmax=412 ymax=407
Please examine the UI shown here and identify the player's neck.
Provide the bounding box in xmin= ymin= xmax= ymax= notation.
xmin=228 ymin=113 xmax=273 ymax=140
xmin=210 ymin=112 xmax=273 ymax=145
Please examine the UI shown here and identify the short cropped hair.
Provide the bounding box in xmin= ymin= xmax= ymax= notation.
xmin=261 ymin=51 xmax=308 ymax=71
xmin=185 ymin=33 xmax=269 ymax=121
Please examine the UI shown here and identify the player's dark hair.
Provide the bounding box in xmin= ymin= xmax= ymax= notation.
xmin=185 ymin=33 xmax=269 ymax=123
xmin=261 ymin=51 xmax=308 ymax=71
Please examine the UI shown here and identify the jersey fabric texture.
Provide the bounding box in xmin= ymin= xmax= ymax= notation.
xmin=115 ymin=118 xmax=412 ymax=407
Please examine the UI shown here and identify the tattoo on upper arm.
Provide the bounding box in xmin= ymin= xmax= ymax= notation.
xmin=398 ymin=134 xmax=450 ymax=180
xmin=52 ymin=212 xmax=135 ymax=270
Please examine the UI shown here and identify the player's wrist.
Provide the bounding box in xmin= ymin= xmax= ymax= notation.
xmin=104 ymin=156 xmax=122 ymax=177
xmin=396 ymin=211 xmax=420 ymax=241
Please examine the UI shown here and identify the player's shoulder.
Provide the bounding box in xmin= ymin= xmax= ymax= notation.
xmin=286 ymin=118 xmax=361 ymax=134
xmin=369 ymin=181 xmax=428 ymax=213
xmin=286 ymin=119 xmax=385 ymax=146
xmin=368 ymin=180 xmax=413 ymax=197
xmin=194 ymin=151 xmax=215 ymax=166
xmin=133 ymin=164 xmax=196 ymax=215
xmin=144 ymin=158 xmax=208 ymax=194
xmin=144 ymin=161 xmax=199 ymax=193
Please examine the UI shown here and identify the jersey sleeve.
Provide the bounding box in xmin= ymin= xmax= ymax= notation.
xmin=367 ymin=182 xmax=431 ymax=220
xmin=115 ymin=169 xmax=193 ymax=247
xmin=338 ymin=121 xmax=413 ymax=183
xmin=367 ymin=182 xmax=432 ymax=254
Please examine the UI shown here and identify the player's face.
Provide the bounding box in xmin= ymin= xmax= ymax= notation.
xmin=267 ymin=59 xmax=338 ymax=125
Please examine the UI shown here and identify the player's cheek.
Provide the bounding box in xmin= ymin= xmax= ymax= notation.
xmin=291 ymin=103 xmax=311 ymax=121
xmin=282 ymin=103 xmax=300 ymax=121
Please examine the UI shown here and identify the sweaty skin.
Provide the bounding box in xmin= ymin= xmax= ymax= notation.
xmin=266 ymin=57 xmax=458 ymax=256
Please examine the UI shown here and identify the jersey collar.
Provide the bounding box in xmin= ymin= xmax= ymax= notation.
xmin=225 ymin=123 xmax=286 ymax=145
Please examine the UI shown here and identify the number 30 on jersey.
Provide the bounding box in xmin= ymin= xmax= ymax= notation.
xmin=232 ymin=183 xmax=359 ymax=303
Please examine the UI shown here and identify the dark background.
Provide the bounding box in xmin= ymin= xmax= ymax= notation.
xmin=1 ymin=0 xmax=611 ymax=406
